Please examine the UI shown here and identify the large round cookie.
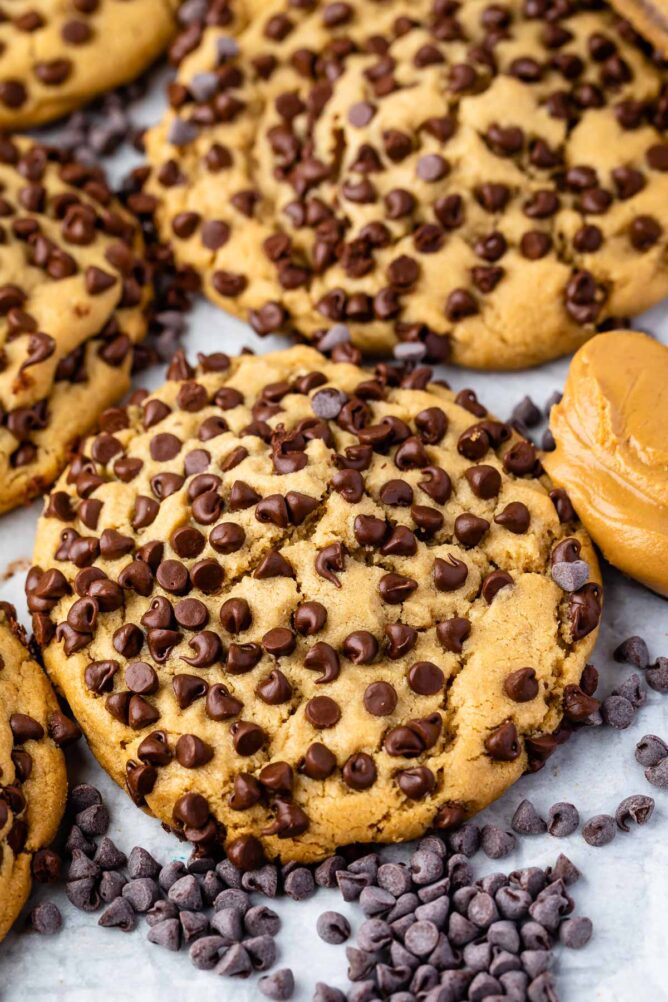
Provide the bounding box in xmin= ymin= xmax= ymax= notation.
xmin=30 ymin=345 xmax=602 ymax=864
xmin=0 ymin=0 xmax=181 ymax=129
xmin=0 ymin=603 xmax=68 ymax=943
xmin=0 ymin=137 xmax=150 ymax=515
xmin=144 ymin=0 xmax=668 ymax=370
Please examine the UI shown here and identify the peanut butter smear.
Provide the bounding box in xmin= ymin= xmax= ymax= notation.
xmin=545 ymin=330 xmax=668 ymax=597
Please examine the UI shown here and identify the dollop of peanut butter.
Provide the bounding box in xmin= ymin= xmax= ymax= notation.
xmin=545 ymin=330 xmax=668 ymax=597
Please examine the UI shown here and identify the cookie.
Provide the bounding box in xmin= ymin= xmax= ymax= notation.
xmin=143 ymin=0 xmax=668 ymax=370
xmin=0 ymin=0 xmax=181 ymax=129
xmin=0 ymin=602 xmax=69 ymax=943
xmin=29 ymin=344 xmax=603 ymax=865
xmin=0 ymin=136 xmax=150 ymax=515
xmin=609 ymin=0 xmax=668 ymax=58
xmin=545 ymin=329 xmax=668 ymax=597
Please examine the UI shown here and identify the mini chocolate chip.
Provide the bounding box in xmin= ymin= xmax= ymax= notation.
xmin=635 ymin=734 xmax=668 ymax=767
xmin=614 ymin=636 xmax=649 ymax=668
xmin=615 ymin=794 xmax=654 ymax=831
xmin=511 ymin=799 xmax=547 ymax=835
xmin=582 ymin=814 xmax=616 ymax=846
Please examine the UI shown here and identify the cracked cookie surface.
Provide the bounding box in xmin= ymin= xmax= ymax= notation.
xmin=30 ymin=345 xmax=601 ymax=864
xmin=144 ymin=0 xmax=668 ymax=369
xmin=0 ymin=136 xmax=149 ymax=514
xmin=0 ymin=0 xmax=181 ymax=129
xmin=0 ymin=603 xmax=67 ymax=943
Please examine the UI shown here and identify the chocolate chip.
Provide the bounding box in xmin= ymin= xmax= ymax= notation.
xmin=635 ymin=734 xmax=668 ymax=767
xmin=168 ymin=874 xmax=203 ymax=911
xmin=125 ymin=846 xmax=160 ymax=880
xmin=647 ymin=658 xmax=668 ymax=692
xmin=559 ymin=916 xmax=593 ymax=949
xmin=259 ymin=969 xmax=295 ymax=1001
xmin=512 ymin=800 xmax=547 ymax=835
xmin=551 ymin=559 xmax=590 ymax=592
xmin=316 ymin=909 xmax=351 ymax=945
xmin=601 ymin=694 xmax=635 ymax=729
xmin=645 ymin=758 xmax=668 ymax=788
xmin=30 ymin=901 xmax=63 ymax=935
xmin=76 ymin=803 xmax=109 ymax=836
xmin=122 ymin=878 xmax=160 ymax=913
xmin=66 ymin=878 xmax=101 ymax=912
xmin=485 ymin=722 xmax=520 ymax=761
xmin=614 ymin=636 xmax=649 ymax=668
xmin=147 ymin=918 xmax=181 ymax=951
xmin=504 ymin=667 xmax=539 ymax=702
xmin=615 ymin=794 xmax=654 ymax=831
xmin=406 ymin=662 xmax=444 ymax=697
xmin=98 ymin=897 xmax=137 ymax=932
xmin=582 ymin=814 xmax=616 ymax=846
xmin=547 ymin=802 xmax=580 ymax=837
xmin=433 ymin=555 xmax=468 ymax=592
xmin=481 ymin=825 xmax=516 ymax=859
xmin=313 ymin=985 xmax=345 ymax=1002
xmin=94 ymin=837 xmax=127 ymax=872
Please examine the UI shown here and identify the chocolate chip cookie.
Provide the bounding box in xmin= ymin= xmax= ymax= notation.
xmin=0 ymin=603 xmax=69 ymax=943
xmin=0 ymin=0 xmax=181 ymax=129
xmin=144 ymin=0 xmax=668 ymax=369
xmin=0 ymin=137 xmax=150 ymax=515
xmin=609 ymin=0 xmax=668 ymax=57
xmin=29 ymin=344 xmax=602 ymax=864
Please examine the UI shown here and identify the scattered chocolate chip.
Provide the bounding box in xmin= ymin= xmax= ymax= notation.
xmin=635 ymin=734 xmax=668 ymax=768
xmin=317 ymin=910 xmax=352 ymax=945
xmin=512 ymin=800 xmax=547 ymax=835
xmin=30 ymin=901 xmax=63 ymax=935
xmin=582 ymin=814 xmax=616 ymax=847
xmin=547 ymin=803 xmax=580 ymax=838
xmin=614 ymin=794 xmax=653 ymax=836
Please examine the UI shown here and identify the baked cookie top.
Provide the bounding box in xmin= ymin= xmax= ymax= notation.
xmin=144 ymin=0 xmax=668 ymax=370
xmin=0 ymin=603 xmax=68 ymax=943
xmin=0 ymin=0 xmax=181 ymax=129
xmin=30 ymin=345 xmax=602 ymax=865
xmin=0 ymin=136 xmax=150 ymax=514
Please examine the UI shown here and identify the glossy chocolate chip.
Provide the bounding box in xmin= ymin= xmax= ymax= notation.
xmin=301 ymin=742 xmax=337 ymax=780
xmin=504 ymin=667 xmax=539 ymax=702
xmin=408 ymin=662 xmax=445 ymax=696
xmin=364 ymin=681 xmax=398 ymax=716
xmin=293 ymin=601 xmax=327 ymax=635
xmin=436 ymin=617 xmax=471 ymax=653
xmin=485 ymin=722 xmax=521 ymax=761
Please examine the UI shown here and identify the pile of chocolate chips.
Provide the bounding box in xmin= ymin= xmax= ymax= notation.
xmin=26 ymin=781 xmax=594 ymax=1002
xmin=312 ymin=836 xmax=591 ymax=1002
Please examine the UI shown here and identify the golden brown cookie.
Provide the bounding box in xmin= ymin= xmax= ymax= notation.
xmin=0 ymin=136 xmax=150 ymax=515
xmin=0 ymin=0 xmax=181 ymax=129
xmin=144 ymin=0 xmax=668 ymax=369
xmin=609 ymin=0 xmax=668 ymax=57
xmin=29 ymin=345 xmax=602 ymax=865
xmin=0 ymin=603 xmax=69 ymax=943
xmin=545 ymin=329 xmax=668 ymax=597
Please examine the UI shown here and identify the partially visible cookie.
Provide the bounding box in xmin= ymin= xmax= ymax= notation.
xmin=145 ymin=0 xmax=668 ymax=369
xmin=0 ymin=0 xmax=181 ymax=129
xmin=609 ymin=0 xmax=668 ymax=57
xmin=0 ymin=603 xmax=68 ymax=943
xmin=545 ymin=329 xmax=668 ymax=597
xmin=0 ymin=136 xmax=150 ymax=515
xmin=30 ymin=344 xmax=602 ymax=865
